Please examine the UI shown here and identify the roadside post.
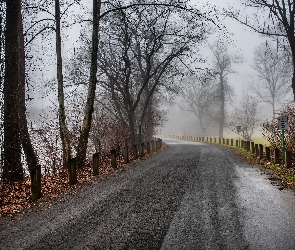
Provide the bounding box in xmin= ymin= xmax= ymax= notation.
xmin=236 ymin=125 xmax=241 ymax=148
xmin=137 ymin=124 xmax=142 ymax=156
xmin=278 ymin=116 xmax=288 ymax=164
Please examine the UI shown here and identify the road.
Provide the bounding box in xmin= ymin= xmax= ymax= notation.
xmin=1 ymin=139 xmax=295 ymax=249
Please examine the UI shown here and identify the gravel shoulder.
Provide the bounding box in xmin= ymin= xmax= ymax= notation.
xmin=1 ymin=140 xmax=295 ymax=249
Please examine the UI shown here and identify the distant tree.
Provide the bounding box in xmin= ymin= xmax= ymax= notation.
xmin=228 ymin=93 xmax=259 ymax=141
xmin=209 ymin=40 xmax=241 ymax=138
xmin=226 ymin=1 xmax=295 ymax=101
xmin=252 ymin=42 xmax=291 ymax=118
xmin=180 ymin=73 xmax=217 ymax=135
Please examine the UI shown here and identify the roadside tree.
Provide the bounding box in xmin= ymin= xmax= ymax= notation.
xmin=226 ymin=1 xmax=295 ymax=101
xmin=252 ymin=42 xmax=291 ymax=118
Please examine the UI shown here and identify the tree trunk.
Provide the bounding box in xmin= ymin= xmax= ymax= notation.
xmin=219 ymin=73 xmax=225 ymax=139
xmin=76 ymin=0 xmax=101 ymax=169
xmin=292 ymin=65 xmax=295 ymax=102
xmin=55 ymin=0 xmax=71 ymax=169
xmin=18 ymin=3 xmax=38 ymax=174
xmin=128 ymin=111 xmax=136 ymax=147
xmin=3 ymin=0 xmax=23 ymax=182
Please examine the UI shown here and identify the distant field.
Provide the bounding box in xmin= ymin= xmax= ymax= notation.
xmin=251 ymin=138 xmax=270 ymax=147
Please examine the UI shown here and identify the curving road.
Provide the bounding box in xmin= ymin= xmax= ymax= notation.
xmin=1 ymin=139 xmax=295 ymax=249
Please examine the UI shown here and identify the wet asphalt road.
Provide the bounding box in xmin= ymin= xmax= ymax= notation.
xmin=1 ymin=139 xmax=295 ymax=249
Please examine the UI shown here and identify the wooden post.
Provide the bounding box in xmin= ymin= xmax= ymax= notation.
xmin=133 ymin=144 xmax=138 ymax=159
xmin=141 ymin=142 xmax=145 ymax=157
xmin=285 ymin=151 xmax=292 ymax=168
xmin=93 ymin=153 xmax=99 ymax=176
xmin=259 ymin=144 xmax=263 ymax=159
xmin=147 ymin=142 xmax=150 ymax=154
xmin=69 ymin=158 xmax=77 ymax=185
xmin=247 ymin=141 xmax=251 ymax=152
xmin=236 ymin=140 xmax=238 ymax=148
xmin=124 ymin=145 xmax=129 ymax=163
xmin=265 ymin=147 xmax=270 ymax=161
xmin=251 ymin=142 xmax=255 ymax=154
xmin=274 ymin=148 xmax=280 ymax=164
xmin=31 ymin=165 xmax=42 ymax=201
xmin=255 ymin=144 xmax=259 ymax=158
xmin=110 ymin=149 xmax=117 ymax=168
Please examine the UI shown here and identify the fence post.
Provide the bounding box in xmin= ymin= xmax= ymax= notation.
xmin=251 ymin=142 xmax=255 ymax=154
xmin=124 ymin=144 xmax=129 ymax=163
xmin=265 ymin=147 xmax=270 ymax=161
xmin=147 ymin=142 xmax=150 ymax=154
xmin=285 ymin=151 xmax=292 ymax=168
xmin=274 ymin=148 xmax=280 ymax=164
xmin=133 ymin=144 xmax=138 ymax=159
xmin=69 ymin=158 xmax=77 ymax=185
xmin=255 ymin=144 xmax=259 ymax=158
xmin=31 ymin=165 xmax=42 ymax=201
xmin=140 ymin=142 xmax=145 ymax=157
xmin=93 ymin=153 xmax=100 ymax=176
xmin=259 ymin=144 xmax=263 ymax=159
xmin=110 ymin=149 xmax=117 ymax=168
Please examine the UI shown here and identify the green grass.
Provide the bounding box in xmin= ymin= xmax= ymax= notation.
xmin=286 ymin=175 xmax=295 ymax=183
xmin=269 ymin=164 xmax=277 ymax=170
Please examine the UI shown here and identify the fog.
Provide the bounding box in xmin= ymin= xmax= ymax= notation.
xmin=161 ymin=0 xmax=293 ymax=138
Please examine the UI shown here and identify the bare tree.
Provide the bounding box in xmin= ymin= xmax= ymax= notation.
xmin=252 ymin=42 xmax=291 ymax=118
xmin=55 ymin=0 xmax=72 ymax=169
xmin=93 ymin=4 xmax=210 ymax=145
xmin=228 ymin=93 xmax=259 ymax=141
xmin=209 ymin=40 xmax=241 ymax=138
xmin=226 ymin=1 xmax=295 ymax=100
xmin=180 ymin=73 xmax=217 ymax=135
xmin=0 ymin=1 xmax=5 ymax=176
xmin=3 ymin=0 xmax=38 ymax=183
